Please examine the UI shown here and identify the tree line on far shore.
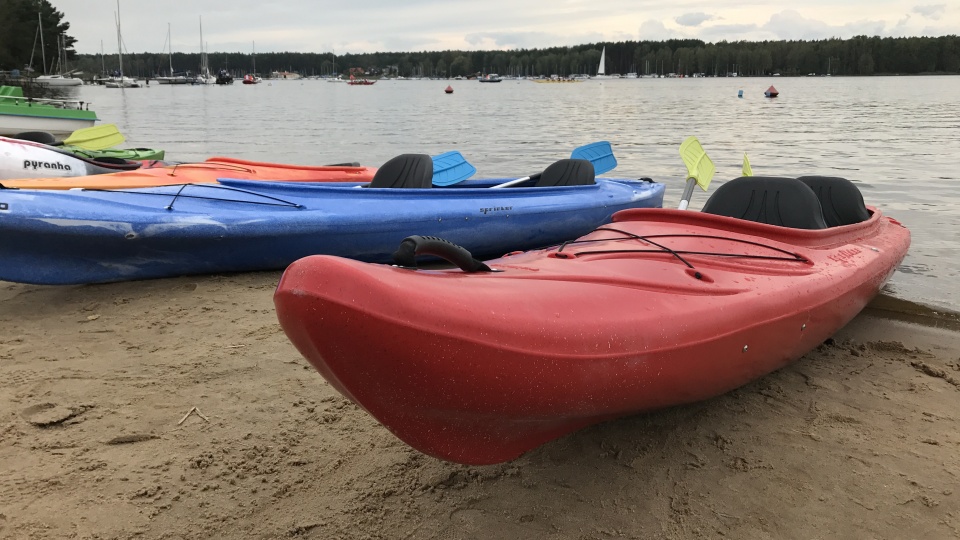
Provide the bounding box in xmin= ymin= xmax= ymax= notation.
xmin=35 ymin=35 xmax=960 ymax=80
xmin=1 ymin=1 xmax=957 ymax=79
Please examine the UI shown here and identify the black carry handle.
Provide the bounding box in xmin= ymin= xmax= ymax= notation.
xmin=392 ymin=235 xmax=493 ymax=273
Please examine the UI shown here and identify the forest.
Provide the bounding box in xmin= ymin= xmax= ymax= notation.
xmin=2 ymin=0 xmax=958 ymax=79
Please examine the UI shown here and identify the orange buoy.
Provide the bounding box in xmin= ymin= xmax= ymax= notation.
xmin=445 ymin=85 xmax=453 ymax=94
xmin=764 ymin=85 xmax=779 ymax=98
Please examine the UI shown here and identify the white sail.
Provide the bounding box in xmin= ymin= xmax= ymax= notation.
xmin=598 ymin=46 xmax=606 ymax=76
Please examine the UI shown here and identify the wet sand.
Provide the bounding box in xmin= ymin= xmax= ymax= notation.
xmin=1 ymin=273 xmax=958 ymax=539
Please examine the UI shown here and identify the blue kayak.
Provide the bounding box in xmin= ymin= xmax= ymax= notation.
xmin=0 ymin=154 xmax=665 ymax=284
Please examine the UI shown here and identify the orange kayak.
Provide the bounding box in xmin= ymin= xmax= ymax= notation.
xmin=0 ymin=156 xmax=377 ymax=190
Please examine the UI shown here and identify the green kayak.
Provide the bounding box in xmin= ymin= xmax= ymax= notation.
xmin=62 ymin=146 xmax=166 ymax=161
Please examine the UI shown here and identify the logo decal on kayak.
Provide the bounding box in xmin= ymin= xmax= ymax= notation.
xmin=480 ymin=206 xmax=513 ymax=215
xmin=23 ymin=160 xmax=72 ymax=171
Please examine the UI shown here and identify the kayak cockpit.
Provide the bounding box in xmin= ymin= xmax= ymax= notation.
xmin=701 ymin=175 xmax=870 ymax=230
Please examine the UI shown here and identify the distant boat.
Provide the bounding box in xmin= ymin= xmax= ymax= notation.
xmin=156 ymin=23 xmax=189 ymax=84
xmin=478 ymin=73 xmax=502 ymax=83
xmin=191 ymin=16 xmax=215 ymax=85
xmin=105 ymin=0 xmax=142 ymax=89
xmin=243 ymin=41 xmax=261 ymax=84
xmin=35 ymin=73 xmax=83 ymax=87
xmin=215 ymin=69 xmax=234 ymax=85
xmin=347 ymin=74 xmax=375 ymax=86
xmin=594 ymin=46 xmax=612 ymax=79
xmin=104 ymin=76 xmax=141 ymax=88
xmin=32 ymin=14 xmax=83 ymax=87
xmin=271 ymin=71 xmax=302 ymax=80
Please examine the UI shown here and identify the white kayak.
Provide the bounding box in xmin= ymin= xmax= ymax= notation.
xmin=0 ymin=136 xmax=143 ymax=180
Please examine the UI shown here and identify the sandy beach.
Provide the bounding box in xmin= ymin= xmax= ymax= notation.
xmin=1 ymin=272 xmax=958 ymax=540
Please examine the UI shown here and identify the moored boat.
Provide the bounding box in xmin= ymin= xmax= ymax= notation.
xmin=0 ymin=85 xmax=98 ymax=140
xmin=215 ymin=70 xmax=234 ymax=85
xmin=0 ymin=154 xmax=665 ymax=284
xmin=347 ymin=75 xmax=375 ymax=85
xmin=274 ymin=175 xmax=910 ymax=465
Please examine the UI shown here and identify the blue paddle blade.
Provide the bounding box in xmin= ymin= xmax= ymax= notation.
xmin=432 ymin=151 xmax=477 ymax=186
xmin=570 ymin=141 xmax=617 ymax=176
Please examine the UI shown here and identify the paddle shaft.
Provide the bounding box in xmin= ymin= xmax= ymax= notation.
xmin=490 ymin=173 xmax=541 ymax=189
xmin=678 ymin=177 xmax=698 ymax=210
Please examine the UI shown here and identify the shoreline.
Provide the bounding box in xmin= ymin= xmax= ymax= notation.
xmin=1 ymin=274 xmax=958 ymax=539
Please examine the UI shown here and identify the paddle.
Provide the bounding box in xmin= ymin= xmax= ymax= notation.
xmin=491 ymin=140 xmax=618 ymax=189
xmin=742 ymin=152 xmax=753 ymax=176
xmin=570 ymin=140 xmax=617 ymax=174
xmin=432 ymin=151 xmax=477 ymax=186
xmin=677 ymin=136 xmax=715 ymax=210
xmin=62 ymin=124 xmax=126 ymax=151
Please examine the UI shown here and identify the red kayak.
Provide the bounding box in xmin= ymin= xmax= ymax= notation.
xmin=275 ymin=176 xmax=910 ymax=465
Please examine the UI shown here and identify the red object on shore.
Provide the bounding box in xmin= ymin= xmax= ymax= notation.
xmin=765 ymin=85 xmax=779 ymax=97
xmin=445 ymin=85 xmax=453 ymax=94
xmin=275 ymin=191 xmax=910 ymax=465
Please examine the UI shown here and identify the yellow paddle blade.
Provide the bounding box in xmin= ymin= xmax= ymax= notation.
xmin=742 ymin=152 xmax=753 ymax=176
xmin=678 ymin=136 xmax=715 ymax=191
xmin=63 ymin=124 xmax=126 ymax=150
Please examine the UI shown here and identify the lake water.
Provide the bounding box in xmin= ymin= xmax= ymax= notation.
xmin=63 ymin=76 xmax=960 ymax=312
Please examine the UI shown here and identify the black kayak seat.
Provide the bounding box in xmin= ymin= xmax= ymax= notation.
xmin=13 ymin=131 xmax=58 ymax=145
xmin=535 ymin=158 xmax=596 ymax=187
xmin=368 ymin=153 xmax=433 ymax=189
xmin=701 ymin=176 xmax=828 ymax=230
xmin=798 ymin=176 xmax=871 ymax=227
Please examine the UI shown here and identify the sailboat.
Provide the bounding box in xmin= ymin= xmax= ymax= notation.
xmin=594 ymin=46 xmax=611 ymax=79
xmin=156 ymin=23 xmax=188 ymax=84
xmin=191 ymin=16 xmax=215 ymax=85
xmin=104 ymin=1 xmax=141 ymax=88
xmin=33 ymin=11 xmax=83 ymax=86
xmin=242 ymin=41 xmax=261 ymax=84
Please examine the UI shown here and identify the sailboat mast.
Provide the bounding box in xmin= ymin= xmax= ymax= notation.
xmin=38 ymin=11 xmax=47 ymax=73
xmin=168 ymin=23 xmax=173 ymax=75
xmin=115 ymin=6 xmax=123 ymax=78
xmin=199 ymin=16 xmax=206 ymax=76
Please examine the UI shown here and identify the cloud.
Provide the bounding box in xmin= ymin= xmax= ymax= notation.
xmin=763 ymin=10 xmax=885 ymax=40
xmin=675 ymin=12 xmax=715 ymax=27
xmin=638 ymin=20 xmax=675 ymax=41
xmin=698 ymin=24 xmax=762 ymax=40
xmin=912 ymin=4 xmax=945 ymax=19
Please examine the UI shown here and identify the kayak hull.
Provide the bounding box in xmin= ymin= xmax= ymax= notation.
xmin=0 ymin=178 xmax=664 ymax=284
xmin=274 ymin=207 xmax=910 ymax=465
xmin=0 ymin=154 xmax=377 ymax=189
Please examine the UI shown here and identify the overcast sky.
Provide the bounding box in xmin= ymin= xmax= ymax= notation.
xmin=52 ymin=1 xmax=958 ymax=55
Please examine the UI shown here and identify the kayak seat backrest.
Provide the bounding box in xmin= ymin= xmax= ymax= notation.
xmin=14 ymin=131 xmax=58 ymax=145
xmin=369 ymin=153 xmax=433 ymax=189
xmin=535 ymin=158 xmax=596 ymax=187
xmin=701 ymin=176 xmax=828 ymax=230
xmin=797 ymin=176 xmax=871 ymax=227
